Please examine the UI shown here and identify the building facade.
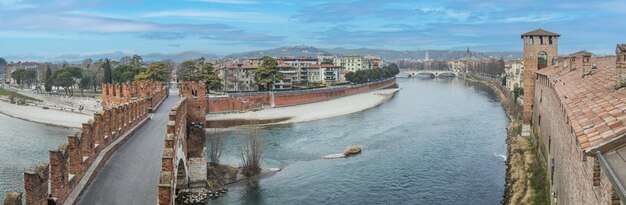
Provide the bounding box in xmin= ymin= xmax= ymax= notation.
xmin=218 ymin=62 xmax=258 ymax=92
xmin=505 ymin=60 xmax=524 ymax=91
xmin=333 ymin=55 xmax=380 ymax=72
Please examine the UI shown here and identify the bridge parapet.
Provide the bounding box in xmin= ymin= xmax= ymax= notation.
xmin=3 ymin=83 xmax=169 ymax=205
xmin=402 ymin=70 xmax=459 ymax=77
xmin=102 ymin=81 xmax=168 ymax=111
xmin=159 ymin=81 xmax=207 ymax=205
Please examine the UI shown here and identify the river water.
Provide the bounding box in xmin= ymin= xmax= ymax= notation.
xmin=0 ymin=114 xmax=73 ymax=200
xmin=207 ymin=78 xmax=508 ymax=205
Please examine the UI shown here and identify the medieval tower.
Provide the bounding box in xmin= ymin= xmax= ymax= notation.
xmin=521 ymin=29 xmax=560 ymax=131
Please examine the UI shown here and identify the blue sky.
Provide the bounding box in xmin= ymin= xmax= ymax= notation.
xmin=0 ymin=0 xmax=625 ymax=60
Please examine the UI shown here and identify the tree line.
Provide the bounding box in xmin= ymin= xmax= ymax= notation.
xmin=345 ymin=63 xmax=400 ymax=83
xmin=6 ymin=55 xmax=170 ymax=96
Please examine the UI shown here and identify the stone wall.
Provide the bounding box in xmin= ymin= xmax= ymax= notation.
xmin=102 ymin=81 xmax=169 ymax=111
xmin=3 ymin=83 xmax=169 ymax=205
xmin=533 ymin=72 xmax=613 ymax=205
xmin=208 ymin=77 xmax=396 ymax=113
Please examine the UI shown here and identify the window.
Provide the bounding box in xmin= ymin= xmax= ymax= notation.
xmin=549 ymin=37 xmax=553 ymax=45
xmin=529 ymin=36 xmax=534 ymax=45
xmin=539 ymin=36 xmax=544 ymax=45
xmin=538 ymin=52 xmax=548 ymax=69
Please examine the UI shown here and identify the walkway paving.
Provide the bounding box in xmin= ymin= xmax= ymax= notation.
xmin=76 ymin=88 xmax=180 ymax=205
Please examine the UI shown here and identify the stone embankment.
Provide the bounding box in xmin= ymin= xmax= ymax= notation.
xmin=207 ymin=77 xmax=396 ymax=113
xmin=465 ymin=75 xmax=548 ymax=205
xmin=1 ymin=83 xmax=168 ymax=205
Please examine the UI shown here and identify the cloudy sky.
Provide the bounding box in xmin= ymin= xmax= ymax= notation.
xmin=0 ymin=0 xmax=625 ymax=59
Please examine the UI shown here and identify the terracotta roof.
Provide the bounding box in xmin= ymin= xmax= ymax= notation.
xmin=224 ymin=63 xmax=258 ymax=69
xmin=536 ymin=56 xmax=626 ymax=151
xmin=276 ymin=63 xmax=291 ymax=68
xmin=568 ymin=50 xmax=593 ymax=57
xmin=521 ymin=28 xmax=560 ymax=37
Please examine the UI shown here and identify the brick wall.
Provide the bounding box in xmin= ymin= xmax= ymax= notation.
xmin=102 ymin=81 xmax=168 ymax=111
xmin=207 ymin=97 xmax=260 ymax=113
xmin=522 ymin=35 xmax=559 ymax=124
xmin=159 ymin=82 xmax=208 ymax=205
xmin=533 ymin=73 xmax=613 ymax=205
xmin=208 ymin=77 xmax=396 ymax=113
xmin=159 ymin=98 xmax=188 ymax=205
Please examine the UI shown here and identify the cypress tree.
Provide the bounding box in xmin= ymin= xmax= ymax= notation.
xmin=44 ymin=65 xmax=52 ymax=92
xmin=103 ymin=58 xmax=112 ymax=83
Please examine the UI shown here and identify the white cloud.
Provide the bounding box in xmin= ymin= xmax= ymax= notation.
xmin=142 ymin=9 xmax=286 ymax=23
xmin=0 ymin=13 xmax=156 ymax=33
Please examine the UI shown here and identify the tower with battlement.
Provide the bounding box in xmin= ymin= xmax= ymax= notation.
xmin=521 ymin=29 xmax=560 ymax=132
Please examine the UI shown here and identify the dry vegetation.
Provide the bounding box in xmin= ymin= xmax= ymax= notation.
xmin=467 ymin=75 xmax=548 ymax=205
xmin=240 ymin=127 xmax=263 ymax=177
xmin=208 ymin=129 xmax=224 ymax=165
xmin=2 ymin=191 xmax=22 ymax=205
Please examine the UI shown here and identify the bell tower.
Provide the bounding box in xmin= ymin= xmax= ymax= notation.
xmin=521 ymin=28 xmax=560 ymax=135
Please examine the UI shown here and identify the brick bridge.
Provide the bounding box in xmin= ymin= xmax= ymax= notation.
xmin=402 ymin=70 xmax=458 ymax=77
xmin=2 ymin=82 xmax=168 ymax=205
xmin=2 ymin=79 xmax=396 ymax=205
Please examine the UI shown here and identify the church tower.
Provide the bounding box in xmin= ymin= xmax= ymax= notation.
xmin=465 ymin=48 xmax=471 ymax=73
xmin=521 ymin=28 xmax=560 ymax=132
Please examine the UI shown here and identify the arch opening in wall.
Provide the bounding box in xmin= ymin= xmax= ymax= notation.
xmin=176 ymin=159 xmax=187 ymax=189
xmin=538 ymin=52 xmax=548 ymax=69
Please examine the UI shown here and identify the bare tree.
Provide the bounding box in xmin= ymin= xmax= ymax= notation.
xmin=208 ymin=129 xmax=224 ymax=165
xmin=240 ymin=127 xmax=263 ymax=177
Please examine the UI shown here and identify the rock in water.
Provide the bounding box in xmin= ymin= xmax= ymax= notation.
xmin=343 ymin=145 xmax=362 ymax=156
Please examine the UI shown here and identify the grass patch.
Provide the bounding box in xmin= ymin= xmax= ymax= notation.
xmin=527 ymin=139 xmax=550 ymax=205
xmin=0 ymin=87 xmax=42 ymax=102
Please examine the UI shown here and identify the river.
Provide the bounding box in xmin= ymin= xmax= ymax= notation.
xmin=206 ymin=78 xmax=509 ymax=204
xmin=0 ymin=113 xmax=73 ymax=200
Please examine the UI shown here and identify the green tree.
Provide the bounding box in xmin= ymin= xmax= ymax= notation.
xmin=130 ymin=55 xmax=143 ymax=67
xmin=23 ymin=70 xmax=37 ymax=86
xmin=53 ymin=67 xmax=83 ymax=96
xmin=179 ymin=59 xmax=221 ymax=92
xmin=103 ymin=58 xmax=112 ymax=84
xmin=79 ymin=75 xmax=91 ymax=96
xmin=11 ymin=69 xmax=26 ymax=84
xmin=112 ymin=65 xmax=143 ymax=83
xmin=135 ymin=62 xmax=169 ymax=82
xmin=0 ymin=57 xmax=7 ymax=75
xmin=44 ymin=65 xmax=52 ymax=92
xmin=253 ymin=56 xmax=283 ymax=91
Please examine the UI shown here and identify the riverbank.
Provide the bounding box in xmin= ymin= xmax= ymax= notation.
xmin=465 ymin=75 xmax=549 ymax=204
xmin=207 ymin=88 xmax=400 ymax=127
xmin=0 ymin=99 xmax=91 ymax=129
